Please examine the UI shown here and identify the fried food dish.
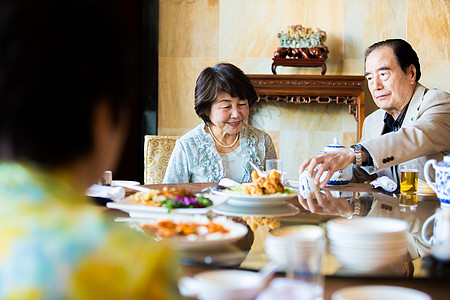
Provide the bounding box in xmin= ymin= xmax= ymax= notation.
xmin=140 ymin=220 xmax=229 ymax=239
xmin=130 ymin=187 xmax=194 ymax=206
xmin=244 ymin=169 xmax=285 ymax=195
xmin=243 ymin=216 xmax=281 ymax=231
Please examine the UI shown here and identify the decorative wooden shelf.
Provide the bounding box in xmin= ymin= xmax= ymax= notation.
xmin=272 ymin=58 xmax=327 ymax=75
xmin=247 ymin=74 xmax=366 ymax=140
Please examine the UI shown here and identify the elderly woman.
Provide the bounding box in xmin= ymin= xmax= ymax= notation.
xmin=163 ymin=63 xmax=277 ymax=183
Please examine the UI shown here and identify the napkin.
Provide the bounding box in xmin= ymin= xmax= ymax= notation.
xmin=370 ymin=176 xmax=397 ymax=193
xmin=86 ymin=184 xmax=125 ymax=202
xmin=218 ymin=178 xmax=240 ymax=188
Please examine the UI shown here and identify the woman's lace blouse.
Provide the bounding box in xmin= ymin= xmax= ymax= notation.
xmin=163 ymin=123 xmax=277 ymax=183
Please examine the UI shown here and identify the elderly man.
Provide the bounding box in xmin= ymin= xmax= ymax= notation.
xmin=300 ymin=39 xmax=450 ymax=188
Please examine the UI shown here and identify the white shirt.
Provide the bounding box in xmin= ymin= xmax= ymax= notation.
xmin=219 ymin=146 xmax=244 ymax=182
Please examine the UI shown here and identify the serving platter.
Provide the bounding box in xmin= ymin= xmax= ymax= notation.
xmin=120 ymin=216 xmax=248 ymax=250
xmin=107 ymin=194 xmax=227 ymax=217
xmin=212 ymin=185 xmax=297 ymax=206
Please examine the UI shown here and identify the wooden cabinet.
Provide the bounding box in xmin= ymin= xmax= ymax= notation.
xmin=247 ymin=75 xmax=366 ymax=140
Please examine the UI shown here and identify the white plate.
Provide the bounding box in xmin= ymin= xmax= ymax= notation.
xmin=213 ymin=201 xmax=299 ymax=217
xmin=332 ymin=285 xmax=431 ymax=300
xmin=124 ymin=215 xmax=248 ymax=250
xmin=111 ymin=180 xmax=140 ymax=187
xmin=106 ymin=194 xmax=227 ymax=216
xmin=212 ymin=186 xmax=297 ymax=206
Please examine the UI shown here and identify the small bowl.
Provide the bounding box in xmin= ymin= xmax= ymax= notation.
xmin=179 ymin=270 xmax=265 ymax=300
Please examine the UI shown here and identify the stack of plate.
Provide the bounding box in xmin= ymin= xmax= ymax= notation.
xmin=327 ymin=217 xmax=408 ymax=272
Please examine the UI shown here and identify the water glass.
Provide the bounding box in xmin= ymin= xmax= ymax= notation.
xmin=266 ymin=159 xmax=284 ymax=182
xmin=286 ymin=226 xmax=326 ymax=300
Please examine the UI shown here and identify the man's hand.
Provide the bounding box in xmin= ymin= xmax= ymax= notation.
xmin=299 ymin=149 xmax=355 ymax=188
xmin=298 ymin=190 xmax=354 ymax=217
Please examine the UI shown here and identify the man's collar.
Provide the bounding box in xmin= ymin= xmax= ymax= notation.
xmin=383 ymin=101 xmax=410 ymax=132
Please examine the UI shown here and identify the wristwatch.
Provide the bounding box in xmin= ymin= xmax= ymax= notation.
xmin=350 ymin=144 xmax=363 ymax=167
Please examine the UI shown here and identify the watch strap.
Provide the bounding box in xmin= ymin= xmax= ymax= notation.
xmin=350 ymin=144 xmax=363 ymax=167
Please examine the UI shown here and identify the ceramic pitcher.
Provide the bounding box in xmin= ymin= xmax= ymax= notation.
xmin=421 ymin=206 xmax=450 ymax=261
xmin=424 ymin=154 xmax=450 ymax=206
xmin=320 ymin=138 xmax=353 ymax=185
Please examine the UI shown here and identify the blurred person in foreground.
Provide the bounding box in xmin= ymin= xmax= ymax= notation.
xmin=299 ymin=39 xmax=450 ymax=189
xmin=0 ymin=0 xmax=180 ymax=299
xmin=163 ymin=63 xmax=277 ymax=183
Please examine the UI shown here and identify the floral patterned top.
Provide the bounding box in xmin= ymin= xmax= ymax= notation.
xmin=0 ymin=163 xmax=181 ymax=300
xmin=163 ymin=123 xmax=277 ymax=183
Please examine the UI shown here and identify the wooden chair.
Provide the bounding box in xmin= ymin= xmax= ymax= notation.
xmin=144 ymin=135 xmax=179 ymax=184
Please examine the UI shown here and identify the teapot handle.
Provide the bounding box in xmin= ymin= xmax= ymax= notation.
xmin=421 ymin=212 xmax=436 ymax=246
xmin=424 ymin=159 xmax=438 ymax=193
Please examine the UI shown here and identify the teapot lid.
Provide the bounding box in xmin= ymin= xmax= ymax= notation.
xmin=324 ymin=137 xmax=344 ymax=152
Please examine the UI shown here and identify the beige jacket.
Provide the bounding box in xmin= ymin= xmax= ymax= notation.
xmin=359 ymin=83 xmax=450 ymax=181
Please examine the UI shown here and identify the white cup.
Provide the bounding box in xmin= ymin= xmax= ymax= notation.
xmin=299 ymin=171 xmax=318 ymax=198
xmin=421 ymin=207 xmax=450 ymax=260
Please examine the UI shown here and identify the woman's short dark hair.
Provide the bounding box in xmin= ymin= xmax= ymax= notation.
xmin=194 ymin=63 xmax=258 ymax=125
xmin=364 ymin=39 xmax=421 ymax=81
xmin=0 ymin=0 xmax=131 ymax=167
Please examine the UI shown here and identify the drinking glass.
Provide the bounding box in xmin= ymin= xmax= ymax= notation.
xmin=286 ymin=226 xmax=326 ymax=300
xmin=399 ymin=193 xmax=418 ymax=211
xmin=266 ymin=159 xmax=285 ymax=183
xmin=399 ymin=164 xmax=419 ymax=211
xmin=400 ymin=164 xmax=419 ymax=194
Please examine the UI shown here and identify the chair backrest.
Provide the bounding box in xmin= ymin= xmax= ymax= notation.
xmin=144 ymin=135 xmax=179 ymax=184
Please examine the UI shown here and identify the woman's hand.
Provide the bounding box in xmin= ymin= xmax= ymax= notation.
xmin=299 ymin=149 xmax=355 ymax=188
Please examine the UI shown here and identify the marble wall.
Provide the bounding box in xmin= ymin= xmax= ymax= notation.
xmin=158 ymin=0 xmax=449 ymax=179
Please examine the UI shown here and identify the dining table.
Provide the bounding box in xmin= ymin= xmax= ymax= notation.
xmin=105 ymin=181 xmax=450 ymax=300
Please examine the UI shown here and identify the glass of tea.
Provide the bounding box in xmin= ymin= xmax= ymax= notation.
xmin=400 ymin=164 xmax=419 ymax=194
xmin=399 ymin=164 xmax=419 ymax=210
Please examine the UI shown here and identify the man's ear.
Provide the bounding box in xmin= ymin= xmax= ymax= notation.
xmin=408 ymin=64 xmax=417 ymax=83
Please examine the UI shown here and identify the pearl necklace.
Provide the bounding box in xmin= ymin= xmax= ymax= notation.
xmin=207 ymin=126 xmax=239 ymax=148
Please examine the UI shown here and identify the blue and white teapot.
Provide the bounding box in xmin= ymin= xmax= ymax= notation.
xmin=320 ymin=138 xmax=353 ymax=185
xmin=424 ymin=154 xmax=450 ymax=207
